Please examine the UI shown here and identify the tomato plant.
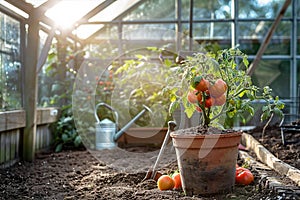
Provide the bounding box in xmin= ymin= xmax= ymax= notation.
xmin=157 ymin=175 xmax=175 ymax=191
xmin=167 ymin=48 xmax=285 ymax=129
xmin=235 ymin=167 xmax=254 ymax=185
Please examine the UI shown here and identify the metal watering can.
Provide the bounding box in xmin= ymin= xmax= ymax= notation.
xmin=94 ymin=102 xmax=152 ymax=150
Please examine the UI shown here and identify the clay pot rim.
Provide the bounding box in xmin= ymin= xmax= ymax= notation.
xmin=170 ymin=131 xmax=243 ymax=138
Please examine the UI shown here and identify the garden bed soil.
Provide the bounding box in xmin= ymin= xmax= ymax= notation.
xmin=0 ymin=150 xmax=276 ymax=200
xmin=0 ymin=126 xmax=299 ymax=199
xmin=250 ymin=125 xmax=300 ymax=169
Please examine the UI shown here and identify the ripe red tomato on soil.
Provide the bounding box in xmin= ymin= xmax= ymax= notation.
xmin=157 ymin=175 xmax=175 ymax=191
xmin=235 ymin=167 xmax=254 ymax=185
xmin=171 ymin=172 xmax=182 ymax=189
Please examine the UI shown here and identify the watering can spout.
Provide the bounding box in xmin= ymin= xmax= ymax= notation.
xmin=114 ymin=105 xmax=152 ymax=141
xmin=95 ymin=103 xmax=152 ymax=150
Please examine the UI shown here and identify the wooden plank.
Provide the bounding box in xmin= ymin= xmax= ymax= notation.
xmin=242 ymin=133 xmax=300 ymax=186
xmin=10 ymin=130 xmax=16 ymax=161
xmin=36 ymin=29 xmax=55 ymax=73
xmin=0 ymin=110 xmax=26 ymax=132
xmin=42 ymin=126 xmax=47 ymax=149
xmin=23 ymin=11 xmax=39 ymax=162
xmin=35 ymin=125 xmax=54 ymax=151
xmin=35 ymin=127 xmax=40 ymax=150
xmin=0 ymin=115 xmax=5 ymax=132
xmin=5 ymin=132 xmax=10 ymax=162
xmin=0 ymin=107 xmax=60 ymax=126
xmin=0 ymin=133 xmax=5 ymax=164
xmin=0 ymin=130 xmax=20 ymax=168
xmin=36 ymin=107 xmax=60 ymax=125
xmin=16 ymin=129 xmax=20 ymax=161
xmin=40 ymin=126 xmax=44 ymax=149
xmin=46 ymin=125 xmax=52 ymax=148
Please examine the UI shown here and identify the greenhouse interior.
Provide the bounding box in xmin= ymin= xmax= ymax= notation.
xmin=0 ymin=0 xmax=299 ymax=199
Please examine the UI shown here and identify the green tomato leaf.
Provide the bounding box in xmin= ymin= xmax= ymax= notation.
xmin=164 ymin=59 xmax=173 ymax=67
xmin=191 ymin=75 xmax=202 ymax=89
xmin=273 ymin=107 xmax=283 ymax=118
xmin=74 ymin=135 xmax=82 ymax=147
xmin=227 ymin=109 xmax=236 ymax=118
xmin=169 ymin=101 xmax=179 ymax=115
xmin=55 ymin=143 xmax=63 ymax=153
xmin=262 ymin=105 xmax=269 ymax=112
xmin=62 ymin=133 xmax=69 ymax=142
xmin=185 ymin=104 xmax=195 ymax=118
xmin=261 ymin=110 xmax=271 ymax=121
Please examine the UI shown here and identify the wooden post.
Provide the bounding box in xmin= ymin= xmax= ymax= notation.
xmin=23 ymin=12 xmax=39 ymax=161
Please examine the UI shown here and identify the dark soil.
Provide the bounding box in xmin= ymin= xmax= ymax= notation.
xmin=0 ymin=149 xmax=292 ymax=200
xmin=250 ymin=125 xmax=300 ymax=169
xmin=0 ymin=126 xmax=299 ymax=199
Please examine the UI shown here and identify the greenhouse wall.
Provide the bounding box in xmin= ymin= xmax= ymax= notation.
xmin=0 ymin=108 xmax=59 ymax=168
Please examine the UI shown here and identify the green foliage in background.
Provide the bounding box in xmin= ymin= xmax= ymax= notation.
xmin=43 ymin=38 xmax=84 ymax=152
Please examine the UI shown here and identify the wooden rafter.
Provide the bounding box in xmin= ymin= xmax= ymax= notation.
xmin=246 ymin=0 xmax=292 ymax=76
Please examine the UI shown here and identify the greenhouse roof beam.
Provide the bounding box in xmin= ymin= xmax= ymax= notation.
xmin=36 ymin=29 xmax=55 ymax=73
xmin=247 ymin=0 xmax=291 ymax=76
xmin=76 ymin=0 xmax=117 ymax=25
xmin=79 ymin=0 xmax=142 ymax=42
xmin=6 ymin=0 xmax=33 ymax=14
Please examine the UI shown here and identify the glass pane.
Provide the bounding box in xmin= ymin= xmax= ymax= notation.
xmin=194 ymin=0 xmax=231 ymax=19
xmin=238 ymin=21 xmax=291 ymax=55
xmin=0 ymin=13 xmax=22 ymax=111
xmin=90 ymin=0 xmax=142 ymax=22
xmin=122 ymin=0 xmax=175 ymax=20
xmin=298 ymin=22 xmax=300 ymax=55
xmin=181 ymin=0 xmax=191 ymax=20
xmin=75 ymin=24 xmax=104 ymax=40
xmin=122 ymin=24 xmax=176 ymax=40
xmin=45 ymin=0 xmax=104 ymax=28
xmin=251 ymin=60 xmax=290 ymax=97
xmin=122 ymin=24 xmax=176 ymax=53
xmin=193 ymin=22 xmax=231 ymax=39
xmin=298 ymin=3 xmax=300 ymax=16
xmin=86 ymin=41 xmax=119 ymax=60
xmin=238 ymin=0 xmax=292 ymax=19
xmin=94 ymin=25 xmax=119 ymax=40
xmin=25 ymin=0 xmax=48 ymax=8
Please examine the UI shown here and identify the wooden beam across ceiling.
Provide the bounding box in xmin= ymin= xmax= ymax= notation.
xmin=246 ymin=0 xmax=292 ymax=76
xmin=7 ymin=0 xmax=83 ymax=44
xmin=83 ymin=0 xmax=144 ymax=43
xmin=76 ymin=0 xmax=117 ymax=25
xmin=5 ymin=0 xmax=33 ymax=13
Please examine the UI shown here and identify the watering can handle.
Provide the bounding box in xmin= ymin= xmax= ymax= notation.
xmin=94 ymin=102 xmax=119 ymax=125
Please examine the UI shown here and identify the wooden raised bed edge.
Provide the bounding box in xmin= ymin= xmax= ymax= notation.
xmin=241 ymin=133 xmax=300 ymax=187
xmin=0 ymin=107 xmax=60 ymax=132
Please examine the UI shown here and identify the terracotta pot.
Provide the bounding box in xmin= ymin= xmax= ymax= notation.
xmin=170 ymin=131 xmax=242 ymax=196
